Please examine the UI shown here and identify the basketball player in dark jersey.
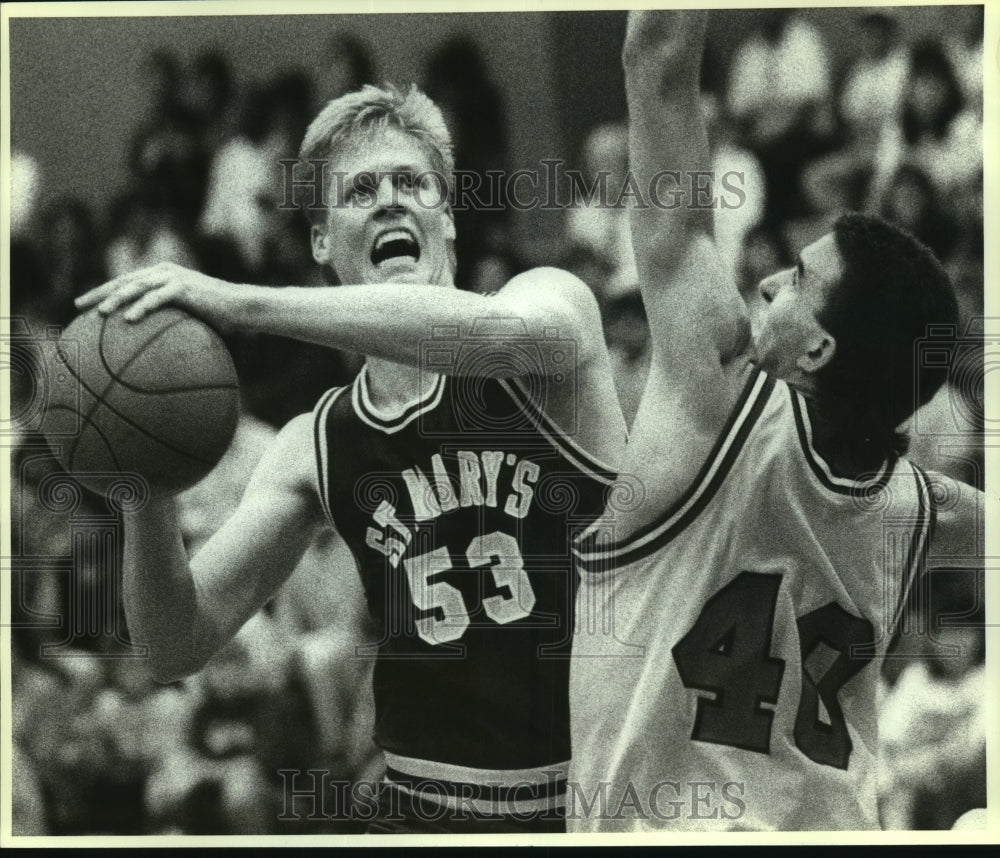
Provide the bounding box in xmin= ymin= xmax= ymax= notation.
xmin=77 ymin=84 xmax=626 ymax=833
xmin=568 ymin=11 xmax=984 ymax=831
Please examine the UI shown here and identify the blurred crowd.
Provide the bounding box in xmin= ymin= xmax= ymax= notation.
xmin=9 ymin=8 xmax=986 ymax=835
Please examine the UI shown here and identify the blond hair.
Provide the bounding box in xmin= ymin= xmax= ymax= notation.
xmin=299 ymin=83 xmax=454 ymax=223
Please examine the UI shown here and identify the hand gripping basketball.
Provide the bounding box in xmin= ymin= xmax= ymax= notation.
xmin=75 ymin=262 xmax=253 ymax=333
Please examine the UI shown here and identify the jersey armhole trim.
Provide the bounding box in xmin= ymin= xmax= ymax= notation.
xmin=313 ymin=385 xmax=350 ymax=527
xmin=575 ymin=367 xmax=775 ymax=571
xmin=890 ymin=463 xmax=936 ymax=638
xmin=790 ymin=387 xmax=896 ymax=496
xmin=497 ymin=376 xmax=617 ymax=484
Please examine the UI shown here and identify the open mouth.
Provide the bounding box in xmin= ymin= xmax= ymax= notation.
xmin=371 ymin=228 xmax=420 ymax=267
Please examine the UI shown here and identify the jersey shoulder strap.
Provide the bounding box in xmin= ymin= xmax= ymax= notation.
xmin=576 ymin=367 xmax=775 ymax=572
xmin=312 ymin=384 xmax=352 ymax=525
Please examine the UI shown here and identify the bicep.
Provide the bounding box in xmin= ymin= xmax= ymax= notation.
xmin=928 ymin=478 xmax=985 ymax=567
xmin=639 ymin=233 xmax=751 ymax=406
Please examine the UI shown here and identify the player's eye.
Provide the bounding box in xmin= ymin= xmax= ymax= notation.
xmin=347 ymin=186 xmax=371 ymax=206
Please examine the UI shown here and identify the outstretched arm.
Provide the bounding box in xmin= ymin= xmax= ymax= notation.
xmin=624 ymin=11 xmax=751 ymax=406
xmin=74 ymin=264 xmax=605 ymax=379
xmin=124 ymin=414 xmax=324 ymax=682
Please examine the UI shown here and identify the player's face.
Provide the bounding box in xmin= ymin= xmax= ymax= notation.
xmin=748 ymin=233 xmax=843 ymax=381
xmin=311 ymin=126 xmax=456 ymax=287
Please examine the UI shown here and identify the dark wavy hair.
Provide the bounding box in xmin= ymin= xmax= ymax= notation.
xmin=814 ymin=213 xmax=958 ymax=460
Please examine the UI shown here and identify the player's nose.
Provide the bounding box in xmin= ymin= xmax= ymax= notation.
xmin=374 ymin=172 xmax=405 ymax=213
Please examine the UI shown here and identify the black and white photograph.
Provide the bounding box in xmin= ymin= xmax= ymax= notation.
xmin=2 ymin=0 xmax=995 ymax=844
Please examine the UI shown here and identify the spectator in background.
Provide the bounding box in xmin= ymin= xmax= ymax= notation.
xmin=800 ymin=13 xmax=905 ymax=244
xmin=189 ymin=51 xmax=237 ymax=154
xmin=129 ymin=51 xmax=210 ymax=225
xmin=879 ymin=164 xmax=959 ymax=262
xmin=199 ymin=74 xmax=313 ymax=276
xmin=946 ymin=4 xmax=983 ymax=109
xmin=702 ymin=93 xmax=766 ymax=282
xmin=141 ymin=50 xmax=184 ymax=118
xmin=143 ymin=613 xmax=309 ymax=835
xmin=319 ymin=33 xmax=377 ymax=104
xmin=10 ymin=148 xmax=47 ymax=324
xmin=868 ymin=40 xmax=980 ymax=211
xmin=11 ymin=147 xmax=41 ymax=240
xmin=35 ymin=199 xmax=107 ymax=326
xmin=151 ymin=409 xmax=376 ymax=833
xmin=198 ymin=85 xmax=290 ymax=274
xmin=725 ymin=9 xmax=836 ymax=225
xmin=565 ymin=122 xmax=636 ymax=301
xmin=105 ymin=190 xmax=196 ymax=278
xmin=879 ymin=570 xmax=986 ymax=829
xmin=838 ymin=12 xmax=908 ymax=147
xmin=424 ymin=38 xmax=516 ymax=291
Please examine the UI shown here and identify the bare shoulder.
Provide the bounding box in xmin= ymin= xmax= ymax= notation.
xmin=244 ymin=412 xmax=322 ymax=507
xmin=497 ymin=268 xmax=626 ymax=467
xmin=926 ymin=472 xmax=985 ymax=561
xmin=615 ymin=356 xmax=756 ymax=536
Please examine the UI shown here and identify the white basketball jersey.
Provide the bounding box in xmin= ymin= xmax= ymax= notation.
xmin=568 ymin=369 xmax=935 ymax=831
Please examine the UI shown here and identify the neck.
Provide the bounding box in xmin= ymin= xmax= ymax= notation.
xmin=363 ymin=357 xmax=437 ymax=411
xmin=804 ymin=396 xmax=889 ymax=478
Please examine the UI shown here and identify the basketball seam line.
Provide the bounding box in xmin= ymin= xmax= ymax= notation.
xmin=95 ymin=312 xmax=190 ymax=406
xmin=98 ymin=312 xmax=237 ymax=398
xmin=66 ymin=407 xmax=124 ymax=474
xmin=58 ymin=356 xmax=222 ymax=466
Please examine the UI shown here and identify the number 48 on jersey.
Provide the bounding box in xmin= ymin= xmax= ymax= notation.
xmin=672 ymin=571 xmax=875 ymax=770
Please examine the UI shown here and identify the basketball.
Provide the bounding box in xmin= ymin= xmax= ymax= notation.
xmin=43 ymin=306 xmax=240 ymax=495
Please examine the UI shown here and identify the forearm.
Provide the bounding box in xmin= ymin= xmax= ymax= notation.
xmin=123 ymin=497 xmax=214 ymax=681
xmin=624 ymin=10 xmax=713 ymax=277
xmin=243 ymin=276 xmax=586 ymax=374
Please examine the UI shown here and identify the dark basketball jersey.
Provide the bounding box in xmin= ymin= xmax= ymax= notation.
xmin=312 ymin=365 xmax=615 ymax=813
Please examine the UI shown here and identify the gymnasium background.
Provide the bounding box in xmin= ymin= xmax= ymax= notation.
xmin=7 ymin=5 xmax=987 ymax=835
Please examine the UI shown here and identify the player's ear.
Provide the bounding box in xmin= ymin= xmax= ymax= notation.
xmin=311 ymin=223 xmax=331 ymax=266
xmin=798 ymin=331 xmax=836 ymax=374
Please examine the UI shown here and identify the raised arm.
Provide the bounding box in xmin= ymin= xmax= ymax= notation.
xmin=124 ymin=414 xmax=324 ymax=682
xmin=624 ymin=11 xmax=750 ymax=395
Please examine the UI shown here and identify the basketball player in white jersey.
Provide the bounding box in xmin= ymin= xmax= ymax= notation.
xmin=568 ymin=11 xmax=984 ymax=831
xmin=77 ymin=84 xmax=626 ymax=832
